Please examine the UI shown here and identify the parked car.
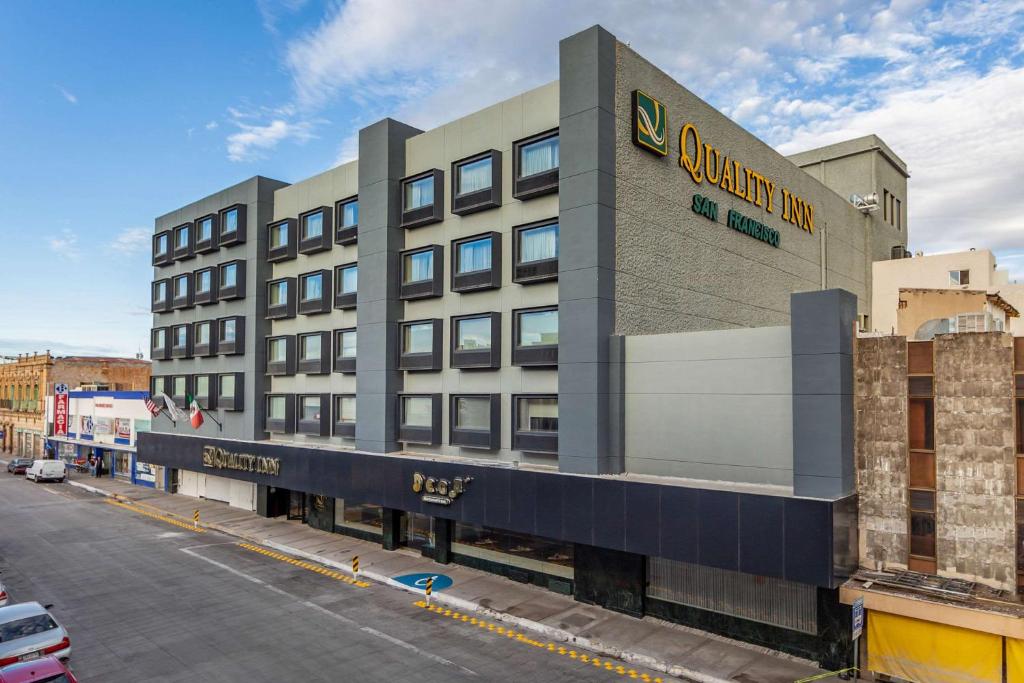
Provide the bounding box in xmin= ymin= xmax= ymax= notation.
xmin=5 ymin=460 xmax=32 ymax=475
xmin=0 ymin=656 xmax=77 ymax=683
xmin=0 ymin=579 xmax=7 ymax=607
xmin=24 ymin=462 xmax=64 ymax=484
xmin=0 ymin=603 xmax=70 ymax=667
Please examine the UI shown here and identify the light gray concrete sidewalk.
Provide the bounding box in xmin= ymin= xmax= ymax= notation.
xmin=61 ymin=470 xmax=821 ymax=683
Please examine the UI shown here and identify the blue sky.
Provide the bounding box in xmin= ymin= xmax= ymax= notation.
xmin=1 ymin=0 xmax=1022 ymax=357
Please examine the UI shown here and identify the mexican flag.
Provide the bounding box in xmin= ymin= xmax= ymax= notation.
xmin=189 ymin=398 xmax=204 ymax=429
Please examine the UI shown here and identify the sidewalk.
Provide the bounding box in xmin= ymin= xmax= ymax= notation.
xmin=63 ymin=471 xmax=820 ymax=683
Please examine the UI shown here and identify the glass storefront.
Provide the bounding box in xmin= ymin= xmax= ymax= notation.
xmin=401 ymin=512 xmax=434 ymax=553
xmin=452 ymin=522 xmax=574 ymax=579
xmin=334 ymin=499 xmax=383 ymax=536
xmin=114 ymin=451 xmax=131 ymax=480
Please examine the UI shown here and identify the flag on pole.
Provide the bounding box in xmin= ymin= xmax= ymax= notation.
xmin=158 ymin=392 xmax=183 ymax=422
xmin=189 ymin=398 xmax=204 ymax=429
xmin=144 ymin=396 xmax=161 ymax=417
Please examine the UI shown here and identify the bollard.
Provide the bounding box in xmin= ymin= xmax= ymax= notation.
xmin=193 ymin=509 xmax=200 ymax=528
xmin=425 ymin=576 xmax=434 ymax=605
xmin=352 ymin=555 xmax=360 ymax=576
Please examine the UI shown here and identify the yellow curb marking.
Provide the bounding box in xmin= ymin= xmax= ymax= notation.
xmin=105 ymin=499 xmax=206 ymax=533
xmin=238 ymin=543 xmax=370 ymax=588
xmin=413 ymin=600 xmax=664 ymax=679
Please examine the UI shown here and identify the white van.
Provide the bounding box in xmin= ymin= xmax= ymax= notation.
xmin=26 ymin=460 xmax=66 ymax=483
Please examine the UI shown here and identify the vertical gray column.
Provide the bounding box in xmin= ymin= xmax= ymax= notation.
xmin=356 ymin=119 xmax=421 ymax=453
xmin=557 ymin=26 xmax=621 ymax=474
xmin=791 ymin=288 xmax=857 ymax=498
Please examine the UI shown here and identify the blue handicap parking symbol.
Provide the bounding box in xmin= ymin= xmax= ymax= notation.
xmin=393 ymin=572 xmax=453 ymax=592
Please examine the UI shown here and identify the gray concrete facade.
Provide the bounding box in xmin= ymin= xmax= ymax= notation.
xmin=151 ymin=176 xmax=287 ymax=441
xmin=356 ymin=119 xmax=422 ymax=453
xmin=557 ymin=26 xmax=622 ymax=475
xmin=790 ymin=288 xmax=856 ymax=498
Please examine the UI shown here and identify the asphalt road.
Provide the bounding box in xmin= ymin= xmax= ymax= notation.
xmin=0 ymin=473 xmax=672 ymax=682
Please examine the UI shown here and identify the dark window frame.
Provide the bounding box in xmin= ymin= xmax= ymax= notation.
xmin=400 ymin=169 xmax=444 ymax=228
xmin=171 ymin=272 xmax=193 ymax=309
xmin=334 ymin=262 xmax=358 ymax=309
xmin=335 ymin=195 xmax=359 ymax=245
xmin=217 ymin=373 xmax=244 ymax=411
xmin=169 ymin=374 xmax=191 ymax=405
xmin=193 ymin=320 xmax=217 ymax=357
xmin=512 ymin=128 xmax=559 ymax=200
xmin=297 ymin=331 xmax=330 ymax=374
xmin=267 ymin=218 xmax=298 ymax=262
xmin=397 ymin=393 xmax=442 ymax=445
xmin=298 ymin=269 xmax=332 ymax=315
xmin=332 ymin=393 xmax=357 ymax=437
xmin=218 ymin=204 xmax=247 ymax=247
xmin=266 ymin=277 xmax=297 ymax=319
xmin=399 ymin=318 xmax=443 ymax=371
xmin=451 ymin=232 xmax=501 ymax=292
xmin=172 ymin=222 xmax=195 ymax=260
xmin=512 ymin=306 xmax=558 ymax=367
xmin=399 ymin=244 xmax=444 ymax=300
xmin=513 ymin=219 xmax=559 ymax=284
xmin=297 ymin=393 xmax=331 ymax=436
xmin=152 ymin=279 xmax=171 ymax=313
xmin=298 ymin=206 xmax=333 ymax=254
xmin=193 ymin=266 xmax=218 ymax=305
xmin=512 ymin=393 xmax=558 ymax=453
xmin=151 ymin=327 xmax=169 ymax=360
xmin=266 ymin=335 xmax=296 ymax=376
xmin=194 ymin=213 xmax=219 ymax=253
xmin=334 ymin=327 xmax=357 ymax=374
xmin=265 ymin=393 xmax=295 ymax=433
xmin=192 ymin=373 xmax=217 ymax=408
xmin=450 ymin=312 xmax=501 ymax=369
xmin=152 ymin=230 xmax=173 ymax=266
xmin=150 ymin=376 xmax=166 ymax=398
xmin=169 ymin=323 xmax=192 ymax=359
xmin=218 ymin=260 xmax=246 ymax=300
xmin=451 ymin=150 xmax=502 ymax=215
xmin=449 ymin=394 xmax=500 ymax=449
xmin=217 ymin=315 xmax=245 ymax=355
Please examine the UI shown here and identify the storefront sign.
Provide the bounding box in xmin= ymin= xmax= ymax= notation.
xmin=201 ymin=445 xmax=280 ymax=476
xmin=631 ymin=90 xmax=816 ymax=235
xmin=412 ymin=472 xmax=472 ymax=506
xmin=54 ymin=389 xmax=69 ymax=438
xmin=115 ymin=418 xmax=131 ymax=440
xmin=692 ymin=193 xmax=780 ymax=248
xmin=94 ymin=417 xmax=113 ymax=436
xmin=94 ymin=399 xmax=114 ymax=409
xmin=80 ymin=416 xmax=94 ymax=437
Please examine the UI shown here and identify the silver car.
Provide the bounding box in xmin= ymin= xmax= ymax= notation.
xmin=0 ymin=602 xmax=70 ymax=667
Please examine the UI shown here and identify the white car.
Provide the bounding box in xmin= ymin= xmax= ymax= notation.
xmin=25 ymin=461 xmax=65 ymax=483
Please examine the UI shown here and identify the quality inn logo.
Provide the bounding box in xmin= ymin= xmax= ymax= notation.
xmin=631 ymin=89 xmax=668 ymax=156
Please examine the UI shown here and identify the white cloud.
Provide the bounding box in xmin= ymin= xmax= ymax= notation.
xmin=205 ymin=120 xmax=218 ymax=130
xmin=47 ymin=229 xmax=79 ymax=260
xmin=110 ymin=227 xmax=151 ymax=255
xmin=226 ymin=117 xmax=315 ymax=162
xmin=55 ymin=85 xmax=77 ymax=105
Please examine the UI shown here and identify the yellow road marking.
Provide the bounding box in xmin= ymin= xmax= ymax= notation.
xmin=237 ymin=543 xmax=371 ymax=588
xmin=105 ymin=499 xmax=205 ymax=533
xmin=413 ymin=600 xmax=666 ymax=681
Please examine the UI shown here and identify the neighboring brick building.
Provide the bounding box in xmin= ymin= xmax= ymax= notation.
xmin=0 ymin=352 xmax=151 ymax=457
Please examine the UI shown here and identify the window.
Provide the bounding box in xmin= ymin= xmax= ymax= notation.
xmin=153 ymin=328 xmax=166 ymax=349
xmin=519 ymin=135 xmax=559 ymax=177
xmin=172 ymin=376 xmax=187 ymax=399
xmin=269 ymin=337 xmax=288 ymax=363
xmin=154 ymin=233 xmax=169 ymax=256
xmin=300 ymin=333 xmax=321 ymax=361
xmin=173 ymin=326 xmax=187 ymax=348
xmin=513 ymin=395 xmax=558 ymax=453
xmin=340 ymin=200 xmax=358 ymax=227
xmin=339 ymin=265 xmax=357 ymax=293
xmin=194 ymin=321 xmax=213 ymax=355
xmin=175 ymin=225 xmax=190 ymax=249
xmin=173 ymin=275 xmax=189 ymax=299
xmin=301 ymin=272 xmax=323 ymax=301
xmin=267 ymin=395 xmax=285 ymax=418
xmin=221 ymin=319 xmax=236 ymax=343
xmin=196 ymin=269 xmax=212 ymax=294
xmin=338 ymin=330 xmax=356 ymax=358
xmin=514 ymin=307 xmax=558 ymax=366
xmin=222 ymin=207 xmax=239 ymax=235
xmin=269 ymin=280 xmax=287 ymax=306
xmin=457 ymin=157 xmax=492 ymax=195
xmin=152 ymin=377 xmax=165 ymax=396
xmin=520 ymin=223 xmax=558 ymax=263
xmin=457 ymin=237 xmax=491 ymax=274
xmin=405 ymin=176 xmax=434 ymax=210
xmin=270 ymin=221 xmax=289 ymax=249
xmin=949 ymin=269 xmax=970 ymax=286
xmin=454 ymin=396 xmax=489 ymax=429
xmin=219 ymin=375 xmax=235 ymax=399
xmin=404 ymin=322 xmax=434 ymax=354
xmin=449 ymin=394 xmax=500 ymax=449
xmin=194 ymin=375 xmax=210 ymax=402
xmin=221 ymin=263 xmax=237 ymax=288
xmin=336 ymin=396 xmax=356 ymax=423
xmin=403 ymin=249 xmax=433 ymax=283
xmin=153 ymin=280 xmax=169 ymax=310
xmin=453 ymin=523 xmax=573 ymax=580
xmin=197 ymin=216 xmax=214 ymax=243
xmin=513 ymin=130 xmax=559 ymax=199
xmin=300 ymin=395 xmax=321 ymax=421
xmin=402 ymin=396 xmax=433 ymax=427
xmin=456 ymin=316 xmax=491 ymax=351
xmin=302 ymin=210 xmax=324 ymax=240
xmin=268 ymin=279 xmax=296 ymax=318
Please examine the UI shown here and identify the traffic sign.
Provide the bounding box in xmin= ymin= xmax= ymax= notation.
xmin=851 ymin=596 xmax=864 ymax=640
xmin=393 ymin=572 xmax=453 ymax=593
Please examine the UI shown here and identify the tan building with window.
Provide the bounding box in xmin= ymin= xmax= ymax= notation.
xmin=0 ymin=353 xmax=151 ymax=458
xmin=872 ymin=248 xmax=1024 ymax=336
xmin=895 ymin=287 xmax=1019 ymax=339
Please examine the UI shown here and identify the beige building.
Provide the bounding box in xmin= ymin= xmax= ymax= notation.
xmin=873 ymin=248 xmax=1024 ymax=336
xmin=896 ymin=287 xmax=1019 ymax=339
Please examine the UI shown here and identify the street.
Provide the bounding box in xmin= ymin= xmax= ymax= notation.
xmin=0 ymin=474 xmax=671 ymax=682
